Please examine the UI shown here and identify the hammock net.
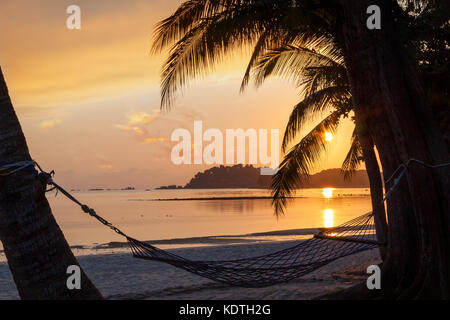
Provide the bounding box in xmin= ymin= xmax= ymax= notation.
xmin=126 ymin=212 xmax=380 ymax=287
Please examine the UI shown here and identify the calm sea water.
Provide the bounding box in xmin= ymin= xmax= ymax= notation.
xmin=0 ymin=188 xmax=371 ymax=259
xmin=52 ymin=188 xmax=370 ymax=243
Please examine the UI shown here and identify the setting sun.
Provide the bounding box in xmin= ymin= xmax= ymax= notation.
xmin=324 ymin=132 xmax=333 ymax=142
xmin=322 ymin=188 xmax=334 ymax=198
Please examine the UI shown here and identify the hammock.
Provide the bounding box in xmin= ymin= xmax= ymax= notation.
xmin=1 ymin=161 xmax=383 ymax=288
xmin=56 ymin=179 xmax=382 ymax=287
xmin=126 ymin=212 xmax=380 ymax=287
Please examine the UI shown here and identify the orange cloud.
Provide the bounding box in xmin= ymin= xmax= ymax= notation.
xmin=127 ymin=111 xmax=159 ymax=125
xmin=143 ymin=137 xmax=167 ymax=144
xmin=115 ymin=124 xmax=132 ymax=131
xmin=39 ymin=118 xmax=62 ymax=129
xmin=116 ymin=110 xmax=167 ymax=144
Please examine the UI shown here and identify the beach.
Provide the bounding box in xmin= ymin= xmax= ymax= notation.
xmin=0 ymin=238 xmax=380 ymax=300
xmin=0 ymin=188 xmax=377 ymax=299
xmin=0 ymin=0 xmax=446 ymax=301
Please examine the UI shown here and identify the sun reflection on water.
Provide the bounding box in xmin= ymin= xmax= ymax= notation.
xmin=324 ymin=209 xmax=334 ymax=228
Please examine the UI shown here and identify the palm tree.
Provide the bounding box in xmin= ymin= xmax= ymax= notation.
xmin=250 ymin=43 xmax=388 ymax=256
xmin=151 ymin=0 xmax=334 ymax=108
xmin=153 ymin=0 xmax=450 ymax=298
xmin=337 ymin=0 xmax=449 ymax=298
xmin=153 ymin=0 xmax=388 ymax=254
xmin=0 ymin=67 xmax=102 ymax=299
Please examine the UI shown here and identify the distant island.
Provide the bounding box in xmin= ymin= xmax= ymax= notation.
xmin=184 ymin=165 xmax=272 ymax=189
xmin=303 ymin=168 xmax=369 ymax=188
xmin=156 ymin=165 xmax=370 ymax=189
xmin=71 ymin=187 xmax=136 ymax=192
xmin=155 ymin=185 xmax=184 ymax=190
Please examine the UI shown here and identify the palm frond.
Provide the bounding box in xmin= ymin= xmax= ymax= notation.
xmin=272 ymin=110 xmax=341 ymax=215
xmin=153 ymin=0 xmax=335 ymax=108
xmin=301 ymin=64 xmax=348 ymax=97
xmin=151 ymin=0 xmax=246 ymax=53
xmin=251 ymin=40 xmax=343 ymax=88
xmin=240 ymin=31 xmax=277 ymax=92
xmin=341 ymin=127 xmax=363 ymax=180
xmin=160 ymin=19 xmax=212 ymax=109
xmin=159 ymin=8 xmax=268 ymax=108
xmin=281 ymin=86 xmax=350 ymax=151
xmin=399 ymin=0 xmax=433 ymax=13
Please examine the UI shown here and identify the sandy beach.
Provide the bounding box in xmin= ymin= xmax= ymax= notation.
xmin=0 ymin=189 xmax=377 ymax=300
xmin=0 ymin=239 xmax=380 ymax=300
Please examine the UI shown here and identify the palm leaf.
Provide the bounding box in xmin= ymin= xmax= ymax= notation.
xmin=251 ymin=41 xmax=343 ymax=88
xmin=240 ymin=31 xmax=279 ymax=92
xmin=153 ymin=0 xmax=335 ymax=108
xmin=152 ymin=0 xmax=246 ymax=53
xmin=272 ymin=110 xmax=342 ymax=215
xmin=341 ymin=127 xmax=363 ymax=180
xmin=159 ymin=8 xmax=269 ymax=108
xmin=281 ymin=86 xmax=350 ymax=152
xmin=301 ymin=64 xmax=348 ymax=97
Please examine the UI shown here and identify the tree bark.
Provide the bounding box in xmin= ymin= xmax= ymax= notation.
xmin=336 ymin=0 xmax=450 ymax=298
xmin=356 ymin=121 xmax=388 ymax=260
xmin=0 ymin=66 xmax=103 ymax=299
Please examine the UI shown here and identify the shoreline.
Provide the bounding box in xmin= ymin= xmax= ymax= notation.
xmin=126 ymin=193 xmax=370 ymax=202
xmin=0 ymin=238 xmax=380 ymax=300
xmin=0 ymin=226 xmax=320 ymax=255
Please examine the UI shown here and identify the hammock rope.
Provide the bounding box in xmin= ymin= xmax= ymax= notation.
xmin=126 ymin=213 xmax=379 ymax=287
xmin=1 ymin=158 xmax=448 ymax=287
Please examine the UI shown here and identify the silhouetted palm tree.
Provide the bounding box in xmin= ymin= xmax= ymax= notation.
xmin=152 ymin=1 xmax=388 ymax=251
xmin=153 ymin=0 xmax=450 ymax=298
xmin=0 ymin=67 xmax=102 ymax=299
xmin=249 ymin=43 xmax=352 ymax=209
xmin=249 ymin=44 xmax=388 ymax=256
xmin=151 ymin=0 xmax=334 ymax=108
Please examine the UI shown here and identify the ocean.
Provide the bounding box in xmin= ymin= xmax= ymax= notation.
xmin=0 ymin=188 xmax=371 ymax=260
xmin=0 ymin=188 xmax=375 ymax=299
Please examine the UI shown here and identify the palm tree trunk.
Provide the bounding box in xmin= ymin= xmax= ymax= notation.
xmin=336 ymin=0 xmax=450 ymax=298
xmin=356 ymin=121 xmax=387 ymax=260
xmin=0 ymin=66 xmax=103 ymax=299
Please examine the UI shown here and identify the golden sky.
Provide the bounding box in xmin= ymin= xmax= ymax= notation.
xmin=0 ymin=0 xmax=357 ymax=189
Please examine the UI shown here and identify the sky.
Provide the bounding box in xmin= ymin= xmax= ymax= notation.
xmin=0 ymin=0 xmax=357 ymax=189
